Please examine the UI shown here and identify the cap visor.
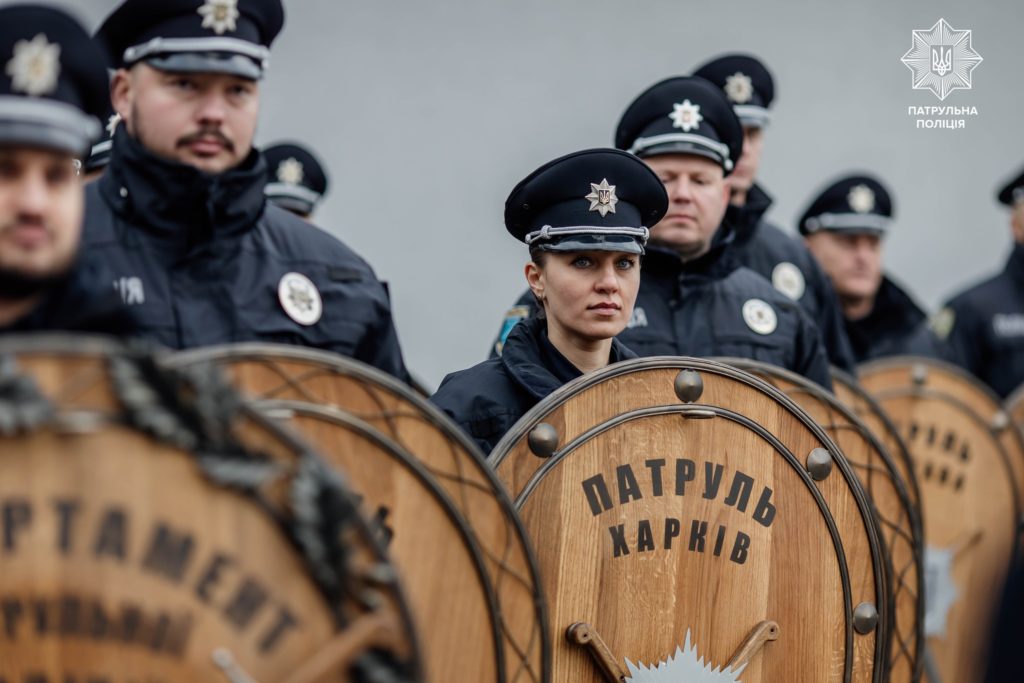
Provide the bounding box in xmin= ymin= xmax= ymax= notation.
xmin=533 ymin=234 xmax=645 ymax=255
xmin=146 ymin=52 xmax=263 ymax=80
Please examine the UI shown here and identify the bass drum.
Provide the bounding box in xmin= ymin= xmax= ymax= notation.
xmin=832 ymin=369 xmax=922 ymax=515
xmin=0 ymin=335 xmax=421 ymax=682
xmin=491 ymin=357 xmax=888 ymax=683
xmin=168 ymin=343 xmax=549 ymax=683
xmin=725 ymin=359 xmax=924 ymax=683
xmin=859 ymin=357 xmax=1020 ymax=683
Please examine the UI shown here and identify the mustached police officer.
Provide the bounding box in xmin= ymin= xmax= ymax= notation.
xmin=491 ymin=76 xmax=831 ymax=388
xmin=263 ymin=141 xmax=328 ymax=221
xmin=801 ymin=173 xmax=948 ymax=363
xmin=0 ymin=5 xmax=132 ymax=335
xmin=82 ymin=0 xmax=409 ymax=380
xmin=939 ymin=166 xmax=1024 ymax=398
xmin=693 ymin=53 xmax=856 ymax=372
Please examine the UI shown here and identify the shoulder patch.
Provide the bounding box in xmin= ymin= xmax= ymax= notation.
xmin=930 ymin=307 xmax=955 ymax=341
xmin=742 ymin=298 xmax=778 ymax=335
xmin=278 ymin=272 xmax=323 ymax=326
xmin=494 ymin=306 xmax=530 ymax=356
xmin=771 ymin=262 xmax=806 ymax=301
xmin=627 ymin=306 xmax=649 ymax=329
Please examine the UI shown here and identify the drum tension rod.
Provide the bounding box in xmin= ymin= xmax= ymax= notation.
xmin=726 ymin=620 xmax=779 ymax=670
xmin=566 ymin=623 xmax=627 ymax=682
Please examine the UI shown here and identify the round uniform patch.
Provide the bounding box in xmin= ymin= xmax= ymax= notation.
xmin=930 ymin=307 xmax=955 ymax=341
xmin=278 ymin=272 xmax=323 ymax=326
xmin=742 ymin=298 xmax=778 ymax=335
xmin=771 ymin=262 xmax=806 ymax=301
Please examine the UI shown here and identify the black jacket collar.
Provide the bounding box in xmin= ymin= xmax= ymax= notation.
xmin=727 ymin=183 xmax=773 ymax=246
xmin=845 ymin=276 xmax=925 ymax=350
xmin=501 ymin=316 xmax=636 ymax=400
xmin=99 ymin=129 xmax=268 ymax=253
xmin=643 ymin=221 xmax=741 ymax=282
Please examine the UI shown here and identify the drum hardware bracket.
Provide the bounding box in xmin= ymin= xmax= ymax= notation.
xmin=566 ymin=622 xmax=627 ymax=682
xmin=679 ymin=407 xmax=715 ymax=420
xmin=726 ymin=619 xmax=780 ymax=670
xmin=990 ymin=410 xmax=1010 ymax=433
xmin=212 ymin=648 xmax=259 ymax=683
xmin=528 ymin=422 xmax=560 ymax=458
xmin=910 ymin=364 xmax=928 ymax=388
xmin=852 ymin=602 xmax=879 ymax=634
xmin=806 ymin=448 xmax=833 ymax=481
xmin=673 ymin=369 xmax=704 ymax=403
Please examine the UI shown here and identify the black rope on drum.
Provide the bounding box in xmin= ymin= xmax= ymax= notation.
xmin=0 ymin=354 xmax=54 ymax=435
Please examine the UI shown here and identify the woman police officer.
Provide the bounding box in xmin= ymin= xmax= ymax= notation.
xmin=431 ymin=148 xmax=668 ymax=455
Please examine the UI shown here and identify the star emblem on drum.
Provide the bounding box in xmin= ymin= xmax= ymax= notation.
xmin=669 ymin=100 xmax=703 ymax=132
xmin=585 ymin=178 xmax=618 ymax=217
xmin=198 ymin=0 xmax=240 ymax=35
xmin=847 ymin=184 xmax=876 ymax=213
xmin=277 ymin=158 xmax=305 ymax=186
xmin=901 ymin=18 xmax=982 ymax=101
xmin=923 ymin=545 xmax=959 ymax=638
xmin=5 ymin=33 xmax=61 ymax=96
xmin=625 ymin=630 xmax=744 ymax=683
xmin=278 ymin=272 xmax=323 ymax=326
xmin=724 ymin=72 xmax=753 ymax=104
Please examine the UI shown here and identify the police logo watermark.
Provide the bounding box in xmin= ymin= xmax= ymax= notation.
xmin=585 ymin=178 xmax=618 ymax=217
xmin=742 ymin=299 xmax=777 ymax=336
xmin=902 ymin=19 xmax=982 ymax=130
xmin=625 ymin=630 xmax=744 ymax=682
xmin=901 ymin=19 xmax=982 ymax=100
xmin=278 ymin=272 xmax=323 ymax=326
xmin=771 ymin=262 xmax=805 ymax=301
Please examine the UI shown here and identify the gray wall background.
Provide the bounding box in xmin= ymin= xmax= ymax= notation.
xmin=21 ymin=0 xmax=1023 ymax=388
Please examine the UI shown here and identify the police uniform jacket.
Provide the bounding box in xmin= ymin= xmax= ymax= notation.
xmin=845 ymin=276 xmax=949 ymax=364
xmin=433 ymin=316 xmax=637 ymax=456
xmin=1 ymin=257 xmax=136 ymax=336
xmin=81 ymin=130 xmax=409 ymax=380
xmin=727 ymin=183 xmax=857 ymax=372
xmin=618 ymin=235 xmax=833 ymax=389
xmin=943 ymin=243 xmax=1024 ymax=398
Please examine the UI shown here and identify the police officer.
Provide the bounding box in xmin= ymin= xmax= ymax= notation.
xmin=263 ymin=141 xmax=329 ymax=220
xmin=0 ymin=5 xmax=131 ymax=335
xmin=432 ymin=149 xmax=666 ymax=454
xmin=693 ymin=53 xmax=856 ymax=372
xmin=493 ymin=77 xmax=831 ymax=387
xmin=801 ymin=174 xmax=947 ymax=363
xmin=939 ymin=167 xmax=1024 ymax=398
xmin=83 ymin=0 xmax=409 ymax=380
